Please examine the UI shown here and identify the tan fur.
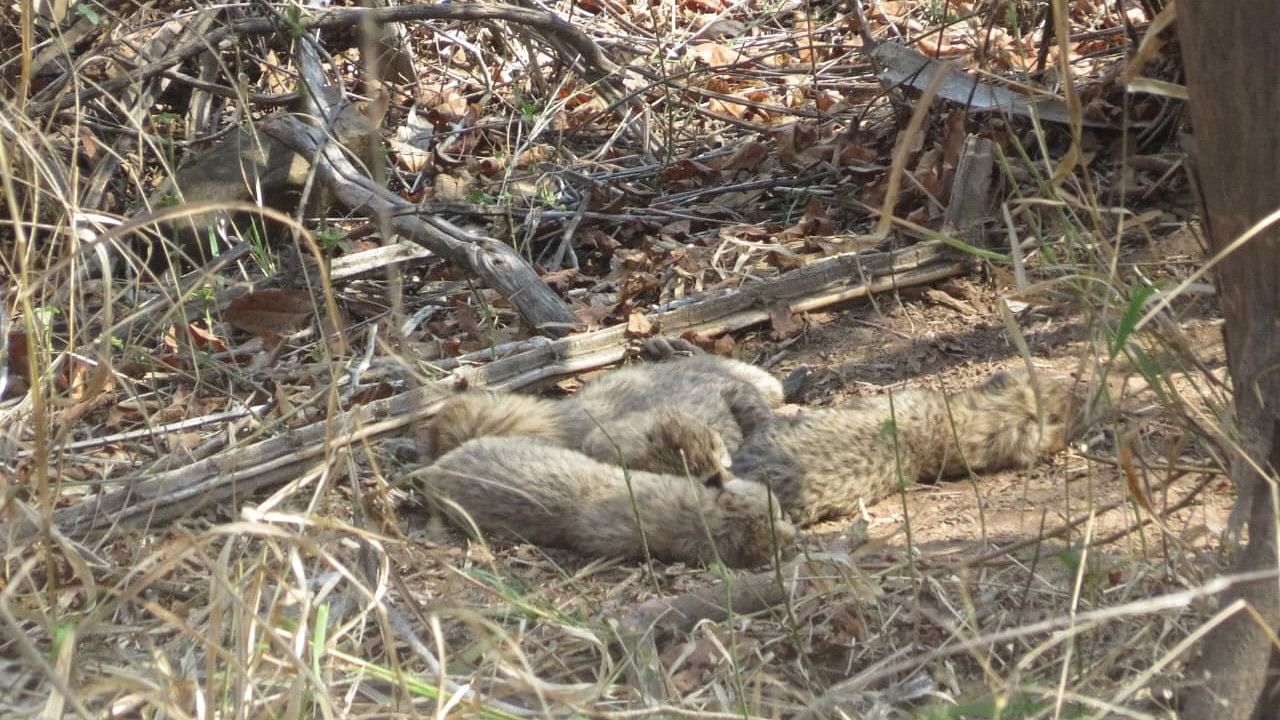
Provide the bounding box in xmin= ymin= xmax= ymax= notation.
xmin=734 ymin=371 xmax=1074 ymax=525
xmin=414 ymin=436 xmax=795 ymax=568
xmin=427 ymin=392 xmax=569 ymax=460
xmin=569 ymin=354 xmax=785 ymax=452
xmin=426 ymin=392 xmax=732 ymax=481
xmin=425 ymin=355 xmax=784 ymax=480
xmin=581 ymin=406 xmax=735 ymax=485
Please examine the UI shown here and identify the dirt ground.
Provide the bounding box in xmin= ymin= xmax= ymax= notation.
xmin=380 ymin=226 xmax=1235 ymax=714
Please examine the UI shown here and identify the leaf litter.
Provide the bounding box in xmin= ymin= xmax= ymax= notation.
xmin=0 ymin=0 xmax=1229 ymax=717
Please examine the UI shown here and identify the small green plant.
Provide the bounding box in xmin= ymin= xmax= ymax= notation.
xmin=468 ymin=188 xmax=496 ymax=205
xmin=73 ymin=3 xmax=103 ymax=25
xmin=151 ymin=111 xmax=182 ymax=127
xmin=32 ymin=305 xmax=59 ymax=327
xmin=315 ymin=226 xmax=349 ymax=253
xmin=283 ymin=5 xmax=306 ymax=37
xmin=244 ymin=219 xmax=276 ymax=275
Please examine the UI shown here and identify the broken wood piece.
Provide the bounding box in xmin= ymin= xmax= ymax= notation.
xmin=872 ymin=42 xmax=1122 ymax=129
xmin=942 ymin=135 xmax=995 ymax=245
xmin=4 ymin=384 xmax=454 ymax=545
xmin=260 ymin=113 xmax=579 ymax=338
xmin=614 ymin=568 xmax=788 ymax=639
xmin=5 ymin=239 xmax=979 ymax=546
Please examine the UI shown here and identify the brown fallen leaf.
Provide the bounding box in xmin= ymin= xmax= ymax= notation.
xmin=575 ymin=303 xmax=614 ymax=332
xmin=777 ymin=196 xmax=838 ymax=243
xmin=224 ymin=289 xmax=317 ymax=347
xmin=690 ymin=41 xmax=745 ymax=68
xmin=165 ymin=321 xmax=228 ymax=354
xmin=714 ymin=140 xmax=770 ymax=173
xmin=657 ymin=158 xmax=719 ymax=187
xmin=625 ymin=310 xmax=653 ymax=338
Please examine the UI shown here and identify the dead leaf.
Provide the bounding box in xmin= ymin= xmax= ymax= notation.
xmin=348 ymin=382 xmax=396 ymax=406
xmin=833 ymin=136 xmax=882 ymax=166
xmin=5 ymin=331 xmax=30 ymax=388
xmin=915 ymin=33 xmax=972 ymax=58
xmin=712 ymin=334 xmax=736 ymax=355
xmin=425 ymin=89 xmax=472 ymax=125
xmin=224 ymin=289 xmax=316 ymax=340
xmin=259 ymin=50 xmax=294 ymax=95
xmin=540 ymin=268 xmax=580 ymax=292
xmin=714 ymin=141 xmax=770 ymax=173
xmin=391 ymin=107 xmax=434 ymax=173
xmin=625 ymin=311 xmax=653 ymax=338
xmin=940 ymin=109 xmax=968 ymax=170
xmin=657 ymin=158 xmax=719 ymax=187
xmin=433 ymin=171 xmax=474 ymax=202
xmin=691 ymin=42 xmax=745 ymax=67
xmin=164 ymin=321 xmax=228 ymax=354
xmin=766 ymin=249 xmax=806 ymax=272
xmin=778 ymin=197 xmax=837 ymax=241
xmin=707 ymin=96 xmax=749 ymax=119
xmin=683 ymin=0 xmax=731 ymax=12
xmin=575 ymin=303 xmax=614 ymax=332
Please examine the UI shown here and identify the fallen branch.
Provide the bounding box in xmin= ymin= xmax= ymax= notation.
xmin=614 ymin=567 xmax=790 ymax=639
xmin=2 ymin=237 xmax=972 ymax=546
xmin=262 ymin=42 xmax=579 ymax=336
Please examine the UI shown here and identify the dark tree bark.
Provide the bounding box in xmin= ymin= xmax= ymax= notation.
xmin=1178 ymin=3 xmax=1280 ymax=718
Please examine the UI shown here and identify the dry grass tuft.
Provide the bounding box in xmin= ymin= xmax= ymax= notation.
xmin=0 ymin=0 xmax=1238 ymax=717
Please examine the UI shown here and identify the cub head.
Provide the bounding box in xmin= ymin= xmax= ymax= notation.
xmin=976 ymin=371 xmax=1075 ymax=464
xmin=645 ymin=407 xmax=735 ymax=486
xmin=698 ymin=478 xmax=797 ymax=568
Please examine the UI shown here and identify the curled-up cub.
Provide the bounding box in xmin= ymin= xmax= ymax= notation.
xmin=412 ymin=436 xmax=795 ymax=568
xmin=427 ymin=392 xmax=734 ymax=483
xmin=569 ymin=352 xmax=784 ymax=453
xmin=423 ymin=350 xmax=785 ymax=481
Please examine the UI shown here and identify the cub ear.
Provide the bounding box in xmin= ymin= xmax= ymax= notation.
xmin=703 ymin=469 xmax=731 ymax=489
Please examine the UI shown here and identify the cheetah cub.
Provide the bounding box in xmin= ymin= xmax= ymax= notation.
xmin=423 ymin=351 xmax=784 ymax=481
xmin=734 ymin=371 xmax=1073 ymax=525
xmin=427 ymin=391 xmax=735 ymax=484
xmin=413 ymin=436 xmax=796 ymax=568
xmin=569 ymin=352 xmax=784 ymax=453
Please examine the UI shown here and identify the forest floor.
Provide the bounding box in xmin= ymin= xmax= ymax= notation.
xmin=0 ymin=0 xmax=1243 ymax=717
xmin=376 ymin=225 xmax=1233 ymax=717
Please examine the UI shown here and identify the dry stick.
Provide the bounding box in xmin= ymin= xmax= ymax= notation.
xmin=1 ymin=239 xmax=968 ymax=545
xmin=614 ymin=567 xmax=788 ymax=639
xmin=280 ymin=39 xmax=578 ymax=336
xmin=259 ymin=112 xmax=577 ymax=336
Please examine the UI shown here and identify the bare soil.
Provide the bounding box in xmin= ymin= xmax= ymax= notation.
xmin=377 ymin=227 xmax=1233 ymax=716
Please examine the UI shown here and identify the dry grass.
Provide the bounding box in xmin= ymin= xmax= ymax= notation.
xmin=0 ymin=0 xmax=1242 ymax=717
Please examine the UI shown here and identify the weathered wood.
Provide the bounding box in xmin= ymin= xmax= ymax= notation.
xmin=1 ymin=241 xmax=969 ymax=546
xmin=259 ymin=114 xmax=580 ymax=337
xmin=1179 ymin=2 xmax=1280 ymax=717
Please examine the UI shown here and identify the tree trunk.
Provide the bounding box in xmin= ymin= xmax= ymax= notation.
xmin=1178 ymin=2 xmax=1280 ymax=718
